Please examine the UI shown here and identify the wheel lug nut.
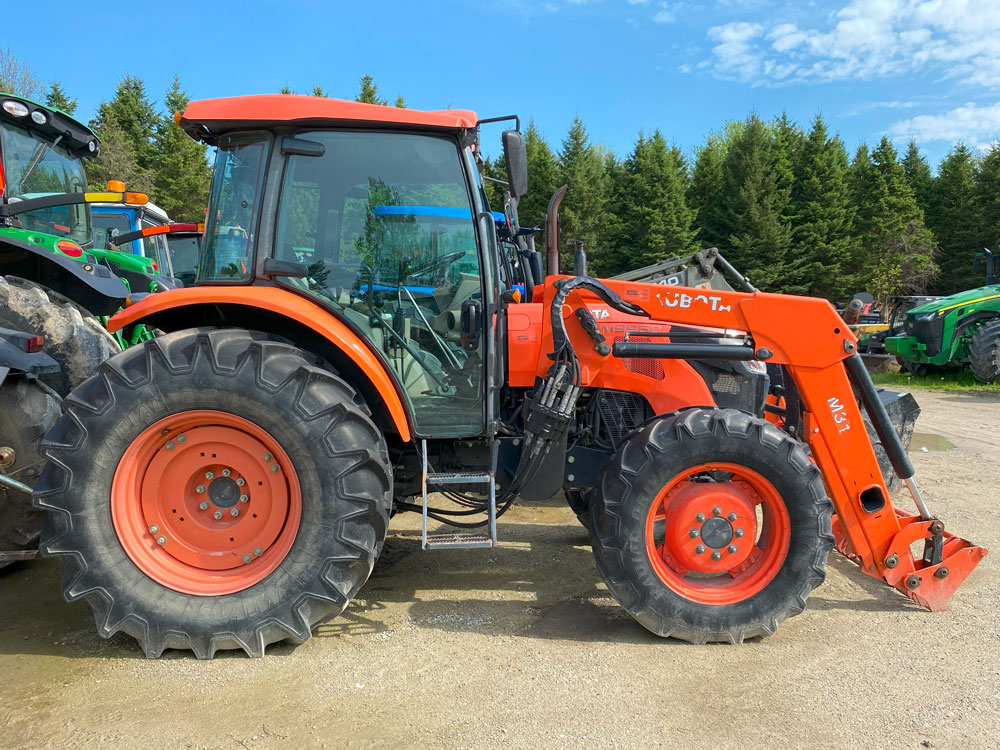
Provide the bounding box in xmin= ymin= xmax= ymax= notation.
xmin=711 ymin=550 xmax=722 ymax=561
xmin=205 ymin=471 xmax=214 ymax=480
xmin=695 ymin=513 xmax=706 ymax=523
xmin=230 ymin=508 xmax=239 ymax=517
xmin=695 ymin=545 xmax=706 ymax=555
xmin=213 ymin=510 xmax=223 ymax=520
xmin=712 ymin=506 xmax=722 ymax=517
xmin=222 ymin=468 xmax=231 ymax=477
xmin=240 ymin=494 xmax=249 ymax=503
xmin=270 ymin=463 xmax=280 ymax=473
xmin=177 ymin=434 xmax=187 ymax=443
xmin=165 ymin=441 xmax=175 ymax=451
xmin=236 ymin=478 xmax=245 ymax=487
xmin=263 ymin=452 xmax=273 ymax=462
xmin=199 ymin=501 xmax=209 ymax=511
xmin=156 ymin=536 xmax=167 ymax=546
xmin=689 ymin=529 xmax=699 ymax=539
xmin=728 ymin=544 xmax=738 ymax=554
xmin=242 ymin=553 xmax=252 ymax=564
xmin=196 ymin=485 xmax=205 ymax=494
xmin=727 ymin=512 xmax=738 ymax=522
xmin=734 ymin=528 xmax=745 ymax=538
xmin=148 ymin=525 xmax=159 ymax=534
xmin=253 ymin=546 xmax=263 ymax=557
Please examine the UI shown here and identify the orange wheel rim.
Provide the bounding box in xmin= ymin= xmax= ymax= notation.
xmin=645 ymin=462 xmax=790 ymax=605
xmin=111 ymin=410 xmax=302 ymax=596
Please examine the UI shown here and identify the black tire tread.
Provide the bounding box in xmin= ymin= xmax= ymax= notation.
xmin=591 ymin=407 xmax=833 ymax=644
xmin=969 ymin=319 xmax=1000 ymax=384
xmin=34 ymin=328 xmax=392 ymax=658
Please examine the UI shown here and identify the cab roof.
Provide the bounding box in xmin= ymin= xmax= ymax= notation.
xmin=179 ymin=95 xmax=478 ymax=144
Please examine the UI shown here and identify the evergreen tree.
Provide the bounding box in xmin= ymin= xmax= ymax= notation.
xmin=91 ymin=75 xmax=160 ymax=171
xmin=0 ymin=46 xmax=40 ymax=99
xmin=976 ymin=142 xmax=1000 ymax=256
xmin=611 ymin=130 xmax=696 ymax=271
xmin=44 ymin=81 xmax=77 ymax=115
xmin=858 ymin=137 xmax=937 ymax=302
xmin=715 ymin=114 xmax=795 ymax=291
xmin=394 ymin=94 xmax=407 ymax=108
xmin=927 ymin=144 xmax=982 ymax=294
xmin=901 ymin=140 xmax=933 ymax=217
xmin=787 ymin=116 xmax=856 ymax=300
xmin=688 ymin=131 xmax=728 ymax=250
xmin=151 ymin=75 xmax=211 ymax=221
xmin=279 ymin=85 xmax=294 ymax=95
xmin=514 ymin=120 xmax=559 ymax=231
xmin=556 ymin=117 xmax=608 ymax=272
xmin=84 ymin=116 xmax=155 ymax=195
xmin=312 ymin=86 xmax=328 ymax=98
xmin=355 ymin=74 xmax=387 ymax=105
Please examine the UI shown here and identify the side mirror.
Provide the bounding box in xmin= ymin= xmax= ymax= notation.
xmin=502 ymin=130 xmax=528 ymax=198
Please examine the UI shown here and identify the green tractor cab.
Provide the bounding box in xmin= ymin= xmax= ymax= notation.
xmin=884 ymin=248 xmax=1000 ymax=382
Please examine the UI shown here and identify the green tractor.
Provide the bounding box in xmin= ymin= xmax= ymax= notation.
xmin=885 ymin=249 xmax=1000 ymax=382
xmin=0 ymin=93 xmax=172 ymax=563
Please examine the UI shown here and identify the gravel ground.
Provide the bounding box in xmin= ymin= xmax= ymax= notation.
xmin=0 ymin=388 xmax=997 ymax=750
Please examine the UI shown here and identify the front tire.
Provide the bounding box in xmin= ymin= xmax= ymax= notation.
xmin=35 ymin=329 xmax=392 ymax=658
xmin=969 ymin=319 xmax=1000 ymax=384
xmin=591 ymin=408 xmax=833 ymax=643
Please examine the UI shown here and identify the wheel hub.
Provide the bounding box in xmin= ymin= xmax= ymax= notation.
xmin=208 ymin=475 xmax=240 ymax=508
xmin=699 ymin=516 xmax=734 ymax=549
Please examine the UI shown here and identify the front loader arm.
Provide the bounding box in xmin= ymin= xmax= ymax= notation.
xmin=548 ymin=279 xmax=986 ymax=610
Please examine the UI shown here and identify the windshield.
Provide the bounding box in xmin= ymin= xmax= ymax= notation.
xmin=92 ymin=211 xmax=133 ymax=251
xmin=198 ymin=132 xmax=269 ymax=282
xmin=0 ymin=120 xmax=92 ymax=246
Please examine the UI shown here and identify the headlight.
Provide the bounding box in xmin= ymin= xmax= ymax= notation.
xmin=911 ymin=312 xmax=937 ymax=321
xmin=30 ymin=110 xmax=47 ymax=125
xmin=2 ymin=100 xmax=29 ymax=117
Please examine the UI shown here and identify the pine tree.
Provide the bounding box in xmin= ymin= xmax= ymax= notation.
xmin=976 ymin=142 xmax=1000 ymax=255
xmin=355 ymin=74 xmax=387 ymax=105
xmin=312 ymin=86 xmax=328 ymax=98
xmin=91 ymin=75 xmax=160 ymax=171
xmin=0 ymin=46 xmax=41 ymax=99
xmin=927 ymin=144 xmax=981 ymax=294
xmin=787 ymin=116 xmax=856 ymax=300
xmin=513 ymin=120 xmax=559 ymax=231
xmin=611 ymin=130 xmax=696 ymax=271
xmin=688 ymin=131 xmax=728 ymax=250
xmin=394 ymin=94 xmax=407 ymax=109
xmin=150 ymin=75 xmax=211 ymax=221
xmin=279 ymin=85 xmax=294 ymax=95
xmin=715 ymin=114 xmax=794 ymax=291
xmin=858 ymin=137 xmax=938 ymax=302
xmin=901 ymin=140 xmax=933 ymax=218
xmin=84 ymin=116 xmax=155 ymax=195
xmin=556 ymin=117 xmax=608 ymax=272
xmin=44 ymin=81 xmax=77 ymax=115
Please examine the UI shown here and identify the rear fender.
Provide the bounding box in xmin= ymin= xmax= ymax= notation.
xmin=108 ymin=287 xmax=412 ymax=440
xmin=0 ymin=234 xmax=128 ymax=315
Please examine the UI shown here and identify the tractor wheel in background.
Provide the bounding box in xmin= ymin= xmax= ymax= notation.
xmin=34 ymin=328 xmax=392 ymax=658
xmin=0 ymin=379 xmax=61 ymax=571
xmin=969 ymin=319 xmax=1000 ymax=384
xmin=0 ymin=275 xmax=120 ymax=396
xmin=563 ymin=488 xmax=595 ymax=530
xmin=590 ymin=407 xmax=833 ymax=643
xmin=898 ymin=359 xmax=933 ymax=377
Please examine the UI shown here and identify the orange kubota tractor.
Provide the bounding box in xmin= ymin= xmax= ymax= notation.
xmin=33 ymin=96 xmax=986 ymax=658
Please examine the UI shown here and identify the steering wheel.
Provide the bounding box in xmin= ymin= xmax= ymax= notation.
xmin=402 ymin=251 xmax=465 ymax=280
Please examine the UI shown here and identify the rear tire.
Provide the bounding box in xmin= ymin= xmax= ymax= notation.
xmin=0 ymin=379 xmax=60 ymax=570
xmin=969 ymin=319 xmax=1000 ymax=384
xmin=563 ymin=489 xmax=594 ymax=530
xmin=34 ymin=328 xmax=392 ymax=658
xmin=591 ymin=408 xmax=832 ymax=643
xmin=0 ymin=275 xmax=120 ymax=395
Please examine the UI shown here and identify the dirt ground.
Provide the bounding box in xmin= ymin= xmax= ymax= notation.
xmin=1 ymin=388 xmax=998 ymax=750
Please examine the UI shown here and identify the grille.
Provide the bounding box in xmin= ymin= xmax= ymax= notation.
xmin=612 ymin=335 xmax=665 ymax=380
xmin=690 ymin=361 xmax=769 ymax=415
xmin=595 ymin=390 xmax=646 ymax=443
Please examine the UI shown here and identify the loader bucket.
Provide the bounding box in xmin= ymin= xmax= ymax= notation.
xmin=866 ymin=389 xmax=920 ymax=490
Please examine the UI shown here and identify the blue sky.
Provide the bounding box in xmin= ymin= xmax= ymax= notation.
xmin=6 ymin=0 xmax=1000 ymax=167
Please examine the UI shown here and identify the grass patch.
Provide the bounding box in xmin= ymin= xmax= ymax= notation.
xmin=871 ymin=371 xmax=1000 ymax=392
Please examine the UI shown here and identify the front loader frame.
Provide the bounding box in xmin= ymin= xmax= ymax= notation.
xmin=548 ymin=278 xmax=986 ymax=609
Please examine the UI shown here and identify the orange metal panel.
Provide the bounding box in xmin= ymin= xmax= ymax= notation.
xmin=109 ymin=287 xmax=412 ymax=441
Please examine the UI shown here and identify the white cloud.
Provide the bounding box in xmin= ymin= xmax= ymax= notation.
xmin=889 ymin=100 xmax=1000 ymax=147
xmin=701 ymin=0 xmax=1000 ymax=89
xmin=654 ymin=9 xmax=676 ymax=23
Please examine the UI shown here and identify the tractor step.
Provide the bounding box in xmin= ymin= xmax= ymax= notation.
xmin=421 ymin=439 xmax=498 ymax=550
xmin=424 ymin=533 xmax=494 ymax=549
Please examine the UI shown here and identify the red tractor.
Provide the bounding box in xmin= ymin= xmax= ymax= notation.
xmin=34 ymin=96 xmax=986 ymax=658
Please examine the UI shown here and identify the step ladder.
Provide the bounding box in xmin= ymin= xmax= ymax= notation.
xmin=421 ymin=438 xmax=498 ymax=549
